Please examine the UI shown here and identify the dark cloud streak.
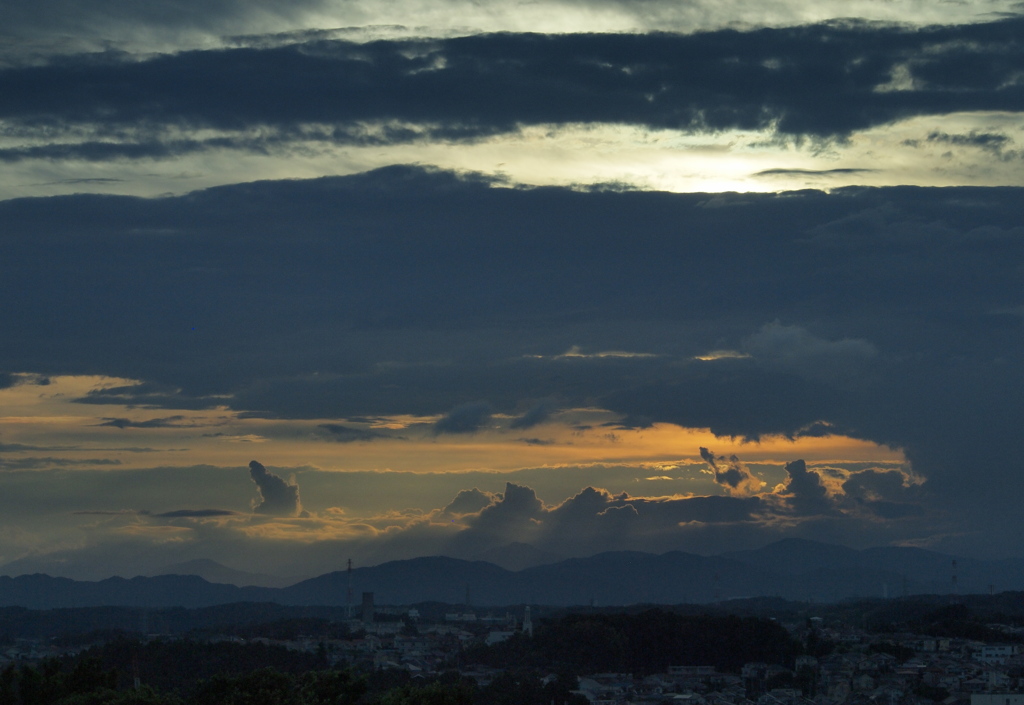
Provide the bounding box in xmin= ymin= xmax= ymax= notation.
xmin=3 ymin=18 xmax=1024 ymax=157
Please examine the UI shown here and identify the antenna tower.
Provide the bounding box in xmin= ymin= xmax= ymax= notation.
xmin=347 ymin=559 xmax=353 ymax=619
xmin=951 ymin=559 xmax=959 ymax=604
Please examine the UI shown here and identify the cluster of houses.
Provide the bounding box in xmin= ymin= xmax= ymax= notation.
xmin=216 ymin=612 xmax=1024 ymax=705
xmin=3 ymin=605 xmax=1024 ymax=705
xmin=549 ymin=635 xmax=1024 ymax=705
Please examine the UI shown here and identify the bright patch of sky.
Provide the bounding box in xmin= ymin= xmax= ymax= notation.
xmin=5 ymin=112 xmax=1024 ymax=200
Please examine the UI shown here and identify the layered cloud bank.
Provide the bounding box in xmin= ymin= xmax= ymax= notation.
xmin=3 ymin=17 xmax=1024 ymax=197
xmin=0 ymin=168 xmax=1021 ymax=577
xmin=5 ymin=20 xmax=1024 ymax=146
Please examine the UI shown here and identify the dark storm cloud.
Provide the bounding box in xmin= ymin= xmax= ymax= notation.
xmin=248 ymin=460 xmax=304 ymax=516
xmin=924 ymin=131 xmax=1021 ymax=160
xmin=3 ymin=166 xmax=1024 ymax=554
xmin=927 ymin=131 xmax=1012 ymax=151
xmin=840 ymin=468 xmax=925 ymax=519
xmin=4 ymin=17 xmax=1024 ymax=156
xmin=433 ymin=402 xmax=494 ymax=435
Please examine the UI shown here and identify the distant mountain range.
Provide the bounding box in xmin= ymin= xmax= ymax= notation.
xmin=1 ymin=538 xmax=1021 ymax=609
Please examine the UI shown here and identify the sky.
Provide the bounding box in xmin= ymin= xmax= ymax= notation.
xmin=1 ymin=0 xmax=1023 ymax=584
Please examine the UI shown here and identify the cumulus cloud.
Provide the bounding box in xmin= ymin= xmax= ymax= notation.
xmin=437 ymin=479 xmax=774 ymax=559
xmin=472 ymin=483 xmax=544 ymax=528
xmin=442 ymin=488 xmax=498 ymax=516
xmin=699 ymin=447 xmax=766 ymax=495
xmin=249 ymin=460 xmax=306 ymax=517
xmin=775 ymin=459 xmax=832 ymax=516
